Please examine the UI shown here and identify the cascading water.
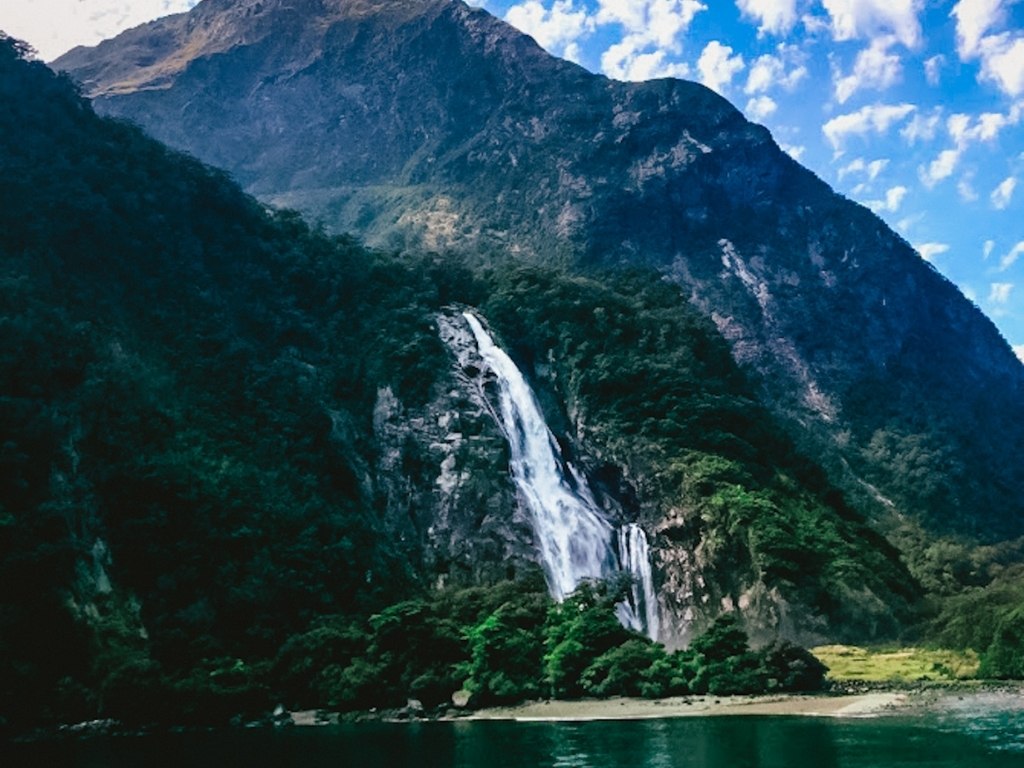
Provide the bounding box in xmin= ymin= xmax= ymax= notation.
xmin=617 ymin=524 xmax=660 ymax=641
xmin=460 ymin=311 xmax=659 ymax=640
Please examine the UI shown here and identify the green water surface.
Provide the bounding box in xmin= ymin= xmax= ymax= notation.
xmin=6 ymin=695 xmax=1023 ymax=767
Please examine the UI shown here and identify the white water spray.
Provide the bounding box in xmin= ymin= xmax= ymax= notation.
xmin=617 ymin=524 xmax=660 ymax=641
xmin=460 ymin=311 xmax=659 ymax=639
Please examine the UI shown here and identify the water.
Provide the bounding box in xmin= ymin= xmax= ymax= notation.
xmin=460 ymin=312 xmax=657 ymax=638
xmin=8 ymin=707 xmax=1024 ymax=767
xmin=618 ymin=524 xmax=660 ymax=642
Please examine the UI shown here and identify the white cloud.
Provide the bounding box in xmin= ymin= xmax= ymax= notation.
xmin=833 ymin=36 xmax=903 ymax=104
xmin=917 ymin=104 xmax=1023 ymax=187
xmin=865 ymin=185 xmax=908 ymax=213
xmin=596 ymin=0 xmax=707 ymax=80
xmin=977 ymin=34 xmax=1024 ymax=96
xmin=823 ymin=103 xmax=916 ymax=152
xmin=603 ymin=45 xmax=691 ymax=80
xmin=505 ymin=1 xmax=594 ymax=60
xmin=984 ymin=239 xmax=996 ymax=259
xmin=1013 ymin=344 xmax=1024 ymax=363
xmin=952 ymin=0 xmax=1006 ymax=59
xmin=697 ymin=40 xmax=745 ymax=94
xmin=915 ymin=242 xmax=951 ymax=262
xmin=838 ymin=157 xmax=889 ymax=181
xmin=989 ymin=282 xmax=1014 ymax=303
xmin=736 ymin=0 xmax=798 ymax=36
xmin=0 ymin=0 xmax=200 ymax=60
xmin=919 ymin=149 xmax=962 ymax=187
xmin=947 ymin=105 xmax=1023 ymax=146
xmin=991 ymin=175 xmax=1017 ymax=209
xmin=838 ymin=157 xmax=866 ymax=179
xmin=1000 ymin=241 xmax=1024 ymax=271
xmin=959 ymin=177 xmax=980 ymax=201
xmin=886 ymin=185 xmax=908 ymax=210
xmin=952 ymin=1 xmax=1024 ymax=97
xmin=924 ymin=54 xmax=945 ymax=86
xmin=780 ymin=142 xmax=806 ymax=161
xmin=596 ymin=0 xmax=706 ymax=48
xmin=744 ymin=45 xmax=808 ymax=94
xmin=746 ymin=95 xmax=778 ymax=120
xmin=900 ymin=108 xmax=943 ymax=143
xmin=821 ymin=0 xmax=924 ymax=49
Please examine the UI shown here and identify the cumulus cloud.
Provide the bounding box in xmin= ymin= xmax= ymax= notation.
xmin=947 ymin=103 xmax=1024 ymax=145
xmin=991 ymin=175 xmax=1018 ymax=209
xmin=602 ymin=44 xmax=691 ymax=80
xmin=505 ymin=1 xmax=595 ymax=61
xmin=0 ymin=0 xmax=200 ymax=60
xmin=736 ymin=0 xmax=799 ymax=36
xmin=838 ymin=157 xmax=889 ymax=181
xmin=952 ymin=0 xmax=1024 ymax=97
xmin=746 ymin=95 xmax=778 ymax=120
xmin=780 ymin=143 xmax=806 ymax=161
xmin=596 ymin=0 xmax=707 ymax=47
xmin=697 ymin=40 xmax=745 ymax=94
xmin=900 ymin=108 xmax=943 ymax=144
xmin=744 ymin=45 xmax=808 ymax=94
xmin=865 ymin=185 xmax=908 ymax=213
xmin=952 ymin=0 xmax=1007 ymax=59
xmin=822 ymin=103 xmax=916 ymax=152
xmin=915 ymin=242 xmax=951 ymax=262
xmin=821 ymin=0 xmax=924 ymax=49
xmin=1014 ymin=344 xmax=1024 ymax=363
xmin=959 ymin=177 xmax=980 ymax=201
xmin=1000 ymin=241 xmax=1024 ymax=271
xmin=833 ymin=36 xmax=904 ymax=104
xmin=924 ymin=54 xmax=945 ymax=85
xmin=919 ymin=149 xmax=962 ymax=187
xmin=977 ymin=35 xmax=1024 ymax=96
xmin=989 ymin=282 xmax=1014 ymax=303
xmin=596 ymin=0 xmax=707 ymax=80
xmin=917 ymin=105 xmax=1022 ymax=188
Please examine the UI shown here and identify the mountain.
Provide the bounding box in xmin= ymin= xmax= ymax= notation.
xmin=2 ymin=34 xmax=929 ymax=727
xmin=54 ymin=0 xmax=1024 ymax=547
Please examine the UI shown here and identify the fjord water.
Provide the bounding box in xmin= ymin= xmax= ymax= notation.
xmin=9 ymin=707 xmax=1024 ymax=768
xmin=461 ymin=312 xmax=657 ymax=638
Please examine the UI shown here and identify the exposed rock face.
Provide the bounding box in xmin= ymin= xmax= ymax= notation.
xmin=54 ymin=1 xmax=1024 ymax=546
xmin=370 ymin=312 xmax=536 ymax=588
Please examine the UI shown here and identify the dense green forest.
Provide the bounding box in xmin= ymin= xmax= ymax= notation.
xmin=1 ymin=35 xmax=1022 ymax=731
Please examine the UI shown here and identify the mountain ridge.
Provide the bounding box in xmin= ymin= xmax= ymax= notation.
xmin=52 ymin=0 xmax=1024 ymax=543
xmin=2 ymin=35 xmax=938 ymax=726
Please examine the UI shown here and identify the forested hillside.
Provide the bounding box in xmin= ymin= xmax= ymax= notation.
xmin=2 ymin=32 xmax=1020 ymax=730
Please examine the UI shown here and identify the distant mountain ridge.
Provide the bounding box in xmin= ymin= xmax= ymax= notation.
xmin=54 ymin=0 xmax=1024 ymax=544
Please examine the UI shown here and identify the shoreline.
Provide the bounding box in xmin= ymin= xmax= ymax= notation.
xmin=463 ymin=692 xmax=909 ymax=722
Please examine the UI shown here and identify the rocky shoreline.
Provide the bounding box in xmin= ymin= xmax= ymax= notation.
xmin=12 ymin=681 xmax=1023 ymax=742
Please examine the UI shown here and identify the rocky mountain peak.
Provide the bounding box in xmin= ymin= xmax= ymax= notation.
xmin=54 ymin=0 xmax=1024 ymax=542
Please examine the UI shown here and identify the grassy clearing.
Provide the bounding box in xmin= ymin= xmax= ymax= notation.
xmin=811 ymin=645 xmax=980 ymax=682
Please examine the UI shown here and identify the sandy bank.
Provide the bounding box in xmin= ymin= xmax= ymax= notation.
xmin=469 ymin=692 xmax=907 ymax=722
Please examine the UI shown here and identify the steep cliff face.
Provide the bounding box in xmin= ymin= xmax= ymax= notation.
xmin=55 ymin=0 xmax=1024 ymax=543
xmin=371 ymin=314 xmax=537 ymax=588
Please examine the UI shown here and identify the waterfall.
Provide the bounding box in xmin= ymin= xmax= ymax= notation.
xmin=617 ymin=524 xmax=660 ymax=642
xmin=460 ymin=311 xmax=659 ymax=640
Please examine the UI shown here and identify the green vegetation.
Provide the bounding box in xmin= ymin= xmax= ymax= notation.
xmin=482 ymin=267 xmax=919 ymax=636
xmin=812 ymin=645 xmax=979 ymax=683
xmin=2 ymin=35 xmax=1024 ymax=732
xmin=930 ymin=565 xmax=1024 ymax=679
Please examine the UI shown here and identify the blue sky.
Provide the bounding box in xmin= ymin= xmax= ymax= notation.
xmin=2 ymin=0 xmax=1022 ymax=360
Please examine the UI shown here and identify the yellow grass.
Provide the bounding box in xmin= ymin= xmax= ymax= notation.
xmin=811 ymin=644 xmax=980 ymax=682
